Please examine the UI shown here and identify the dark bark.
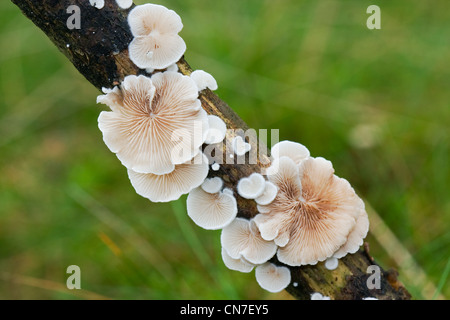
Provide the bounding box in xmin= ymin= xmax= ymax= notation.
xmin=11 ymin=0 xmax=411 ymax=300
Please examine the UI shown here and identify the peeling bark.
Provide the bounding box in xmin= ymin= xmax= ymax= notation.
xmin=11 ymin=0 xmax=411 ymax=300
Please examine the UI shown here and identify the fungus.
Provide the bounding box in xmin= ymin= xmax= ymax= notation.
xmin=89 ymin=0 xmax=104 ymax=9
xmin=211 ymin=162 xmax=220 ymax=171
xmin=254 ymin=156 xmax=364 ymax=266
xmin=310 ymin=292 xmax=331 ymax=300
xmin=237 ymin=173 xmax=265 ymax=199
xmin=232 ymin=136 xmax=251 ymax=156
xmin=255 ymin=263 xmax=291 ymax=293
xmin=270 ymin=140 xmax=310 ymax=165
xmin=186 ymin=187 xmax=238 ymax=230
xmin=333 ymin=203 xmax=369 ymax=259
xmin=190 ymin=70 xmax=218 ymax=91
xmin=97 ymin=72 xmax=208 ymax=175
xmin=221 ymin=218 xmax=277 ymax=265
xmin=255 ymin=181 xmax=278 ymax=205
xmin=201 ymin=177 xmax=223 ymax=194
xmin=115 ymin=0 xmax=133 ymax=9
xmin=128 ymin=4 xmax=186 ymax=69
xmin=221 ymin=248 xmax=255 ymax=273
xmin=324 ymin=257 xmax=339 ymax=271
xmin=127 ymin=153 xmax=208 ymax=203
xmin=204 ymin=115 xmax=227 ymax=145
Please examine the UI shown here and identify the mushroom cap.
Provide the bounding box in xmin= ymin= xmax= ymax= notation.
xmin=221 ymin=218 xmax=277 ymax=265
xmin=221 ymin=248 xmax=255 ymax=273
xmin=115 ymin=0 xmax=133 ymax=9
xmin=127 ymin=152 xmax=209 ymax=203
xmin=201 ymin=176 xmax=224 ymax=194
xmin=333 ymin=200 xmax=369 ymax=259
xmin=255 ymin=262 xmax=291 ymax=293
xmin=255 ymin=156 xmax=361 ymax=266
xmin=237 ymin=173 xmax=266 ymax=199
xmin=190 ymin=70 xmax=218 ymax=91
xmin=310 ymin=292 xmax=331 ymax=300
xmin=128 ymin=4 xmax=186 ymax=69
xmin=232 ymin=136 xmax=251 ymax=156
xmin=186 ymin=187 xmax=238 ymax=230
xmin=97 ymin=73 xmax=208 ymax=175
xmin=270 ymin=140 xmax=310 ymax=165
xmin=204 ymin=115 xmax=227 ymax=145
xmin=255 ymin=181 xmax=278 ymax=205
xmin=324 ymin=257 xmax=339 ymax=270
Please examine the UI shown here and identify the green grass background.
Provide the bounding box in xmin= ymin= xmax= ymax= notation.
xmin=0 ymin=0 xmax=449 ymax=299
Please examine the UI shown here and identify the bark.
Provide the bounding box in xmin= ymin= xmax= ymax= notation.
xmin=11 ymin=0 xmax=411 ymax=300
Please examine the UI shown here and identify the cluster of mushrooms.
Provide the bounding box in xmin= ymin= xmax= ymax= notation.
xmin=95 ymin=3 xmax=369 ymax=296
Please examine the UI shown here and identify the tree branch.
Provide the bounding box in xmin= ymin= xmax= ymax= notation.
xmin=11 ymin=0 xmax=411 ymax=300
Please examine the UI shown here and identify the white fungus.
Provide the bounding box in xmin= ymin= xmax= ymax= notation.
xmin=324 ymin=257 xmax=339 ymax=271
xmin=166 ymin=63 xmax=179 ymax=72
xmin=362 ymin=297 xmax=379 ymax=300
xmin=89 ymin=0 xmax=105 ymax=9
xmin=97 ymin=73 xmax=208 ymax=175
xmin=115 ymin=0 xmax=133 ymax=9
xmin=232 ymin=136 xmax=251 ymax=156
xmin=186 ymin=187 xmax=238 ymax=230
xmin=201 ymin=177 xmax=223 ymax=194
xmin=255 ymin=263 xmax=291 ymax=293
xmin=221 ymin=248 xmax=255 ymax=273
xmin=211 ymin=162 xmax=220 ymax=171
xmin=190 ymin=70 xmax=218 ymax=91
xmin=255 ymin=181 xmax=278 ymax=206
xmin=221 ymin=218 xmax=277 ymax=265
xmin=127 ymin=153 xmax=209 ymax=203
xmin=128 ymin=4 xmax=186 ymax=69
xmin=237 ymin=173 xmax=266 ymax=199
xmin=204 ymin=115 xmax=227 ymax=145
xmin=270 ymin=140 xmax=310 ymax=165
xmin=310 ymin=292 xmax=331 ymax=300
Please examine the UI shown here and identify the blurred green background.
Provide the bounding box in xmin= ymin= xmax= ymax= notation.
xmin=0 ymin=0 xmax=449 ymax=299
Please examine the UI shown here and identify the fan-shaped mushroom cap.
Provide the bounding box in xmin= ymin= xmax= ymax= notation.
xmin=127 ymin=153 xmax=209 ymax=203
xmin=128 ymin=4 xmax=186 ymax=69
xmin=324 ymin=257 xmax=339 ymax=270
xmin=97 ymin=73 xmax=208 ymax=175
xmin=204 ymin=115 xmax=226 ymax=145
xmin=232 ymin=136 xmax=251 ymax=156
xmin=221 ymin=218 xmax=277 ymax=265
xmin=201 ymin=177 xmax=223 ymax=194
xmin=270 ymin=140 xmax=310 ymax=165
xmin=190 ymin=70 xmax=218 ymax=91
xmin=115 ymin=0 xmax=132 ymax=9
xmin=221 ymin=248 xmax=255 ymax=273
xmin=333 ymin=200 xmax=369 ymax=259
xmin=255 ymin=181 xmax=278 ymax=205
xmin=237 ymin=173 xmax=266 ymax=199
xmin=255 ymin=156 xmax=363 ymax=266
xmin=186 ymin=187 xmax=238 ymax=230
xmin=255 ymin=263 xmax=291 ymax=293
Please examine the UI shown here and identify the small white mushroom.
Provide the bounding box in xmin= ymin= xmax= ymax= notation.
xmin=232 ymin=136 xmax=251 ymax=156
xmin=255 ymin=181 xmax=278 ymax=205
xmin=255 ymin=263 xmax=291 ymax=293
xmin=362 ymin=297 xmax=379 ymax=300
xmin=128 ymin=4 xmax=186 ymax=69
xmin=324 ymin=257 xmax=339 ymax=271
xmin=270 ymin=140 xmax=310 ymax=165
xmin=186 ymin=187 xmax=238 ymax=230
xmin=310 ymin=292 xmax=331 ymax=300
xmin=115 ymin=0 xmax=133 ymax=9
xmin=190 ymin=70 xmax=218 ymax=91
xmin=222 ymin=188 xmax=234 ymax=197
xmin=204 ymin=115 xmax=227 ymax=145
xmin=166 ymin=63 xmax=179 ymax=72
xmin=221 ymin=248 xmax=255 ymax=273
xmin=201 ymin=177 xmax=223 ymax=194
xmin=211 ymin=162 xmax=220 ymax=171
xmin=221 ymin=218 xmax=277 ymax=265
xmin=237 ymin=173 xmax=265 ymax=199
xmin=127 ymin=153 xmax=209 ymax=203
xmin=89 ymin=0 xmax=104 ymax=9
